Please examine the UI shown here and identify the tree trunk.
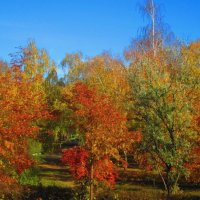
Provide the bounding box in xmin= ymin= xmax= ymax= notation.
xmin=124 ymin=151 xmax=127 ymax=164
xmin=166 ymin=167 xmax=172 ymax=198
xmin=158 ymin=170 xmax=168 ymax=192
xmin=89 ymin=164 xmax=94 ymax=200
xmin=174 ymin=172 xmax=180 ymax=188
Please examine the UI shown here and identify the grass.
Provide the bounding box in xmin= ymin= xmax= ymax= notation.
xmin=116 ymin=168 xmax=200 ymax=198
xmin=2 ymin=153 xmax=199 ymax=199
xmin=39 ymin=157 xmax=75 ymax=188
xmin=37 ymin=154 xmax=200 ymax=199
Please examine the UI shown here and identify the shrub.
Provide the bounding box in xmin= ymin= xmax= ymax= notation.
xmin=19 ymin=167 xmax=40 ymax=186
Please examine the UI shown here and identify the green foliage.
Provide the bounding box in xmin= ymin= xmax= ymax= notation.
xmin=72 ymin=179 xmax=89 ymax=200
xmin=129 ymin=57 xmax=198 ymax=194
xmin=39 ymin=132 xmax=55 ymax=153
xmin=19 ymin=140 xmax=42 ymax=186
xmin=28 ymin=139 xmax=42 ymax=161
xmin=19 ymin=167 xmax=40 ymax=186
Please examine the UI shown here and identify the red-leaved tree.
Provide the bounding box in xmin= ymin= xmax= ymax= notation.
xmin=0 ymin=67 xmax=49 ymax=184
xmin=62 ymin=82 xmax=141 ymax=199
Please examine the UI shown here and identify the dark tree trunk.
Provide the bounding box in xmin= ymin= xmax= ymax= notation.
xmin=89 ymin=164 xmax=94 ymax=200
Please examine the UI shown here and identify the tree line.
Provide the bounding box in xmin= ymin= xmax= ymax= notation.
xmin=0 ymin=0 xmax=199 ymax=199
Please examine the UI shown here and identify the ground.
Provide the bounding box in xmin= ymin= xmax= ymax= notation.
xmin=1 ymin=154 xmax=200 ymax=200
xmin=37 ymin=154 xmax=200 ymax=200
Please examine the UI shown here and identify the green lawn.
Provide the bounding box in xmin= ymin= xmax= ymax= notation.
xmin=3 ymin=154 xmax=197 ymax=199
xmin=39 ymin=163 xmax=75 ymax=188
xmin=33 ymin=154 xmax=200 ymax=200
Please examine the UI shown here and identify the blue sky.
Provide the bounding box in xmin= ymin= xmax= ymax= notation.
xmin=0 ymin=0 xmax=200 ymax=65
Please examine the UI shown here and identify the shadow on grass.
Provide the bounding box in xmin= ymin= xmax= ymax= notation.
xmin=40 ymin=173 xmax=73 ymax=182
xmin=39 ymin=166 xmax=69 ymax=174
xmin=0 ymin=185 xmax=73 ymax=200
xmin=42 ymin=155 xmax=61 ymax=165
xmin=97 ymin=189 xmax=200 ymax=200
xmin=21 ymin=185 xmax=73 ymax=200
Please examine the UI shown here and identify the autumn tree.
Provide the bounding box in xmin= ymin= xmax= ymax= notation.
xmin=10 ymin=41 xmax=66 ymax=152
xmin=125 ymin=0 xmax=177 ymax=62
xmin=61 ymin=82 xmax=140 ymax=200
xmin=11 ymin=41 xmax=56 ymax=78
xmin=128 ymin=54 xmax=200 ymax=195
xmin=61 ymin=53 xmax=129 ymax=110
xmin=0 ymin=67 xmax=49 ymax=185
xmin=181 ymin=40 xmax=200 ymax=183
xmin=60 ymin=53 xmax=131 ymax=156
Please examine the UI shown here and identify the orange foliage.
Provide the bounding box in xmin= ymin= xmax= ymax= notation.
xmin=70 ymin=82 xmax=138 ymax=158
xmin=62 ymin=82 xmax=141 ymax=187
xmin=0 ymin=67 xmax=49 ymax=181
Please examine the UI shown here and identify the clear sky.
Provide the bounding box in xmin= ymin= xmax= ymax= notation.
xmin=0 ymin=0 xmax=200 ymax=65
